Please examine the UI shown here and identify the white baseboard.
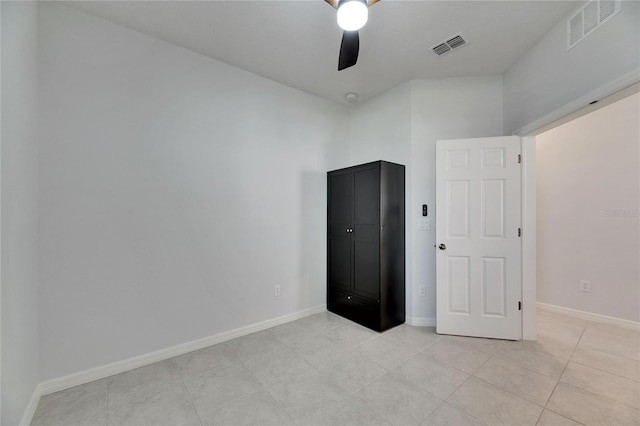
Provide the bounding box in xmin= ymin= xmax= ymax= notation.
xmin=537 ymin=302 xmax=640 ymax=331
xmin=19 ymin=383 xmax=43 ymax=426
xmin=38 ymin=304 xmax=326 ymax=397
xmin=406 ymin=316 xmax=436 ymax=327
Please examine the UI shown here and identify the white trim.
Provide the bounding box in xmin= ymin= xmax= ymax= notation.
xmin=513 ymin=68 xmax=640 ymax=137
xmin=537 ymin=302 xmax=640 ymax=331
xmin=39 ymin=304 xmax=326 ymax=396
xmin=406 ymin=316 xmax=436 ymax=327
xmin=19 ymin=384 xmax=42 ymax=426
xmin=521 ymin=136 xmax=537 ymax=340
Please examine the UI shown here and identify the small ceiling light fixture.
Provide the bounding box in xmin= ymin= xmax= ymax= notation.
xmin=345 ymin=92 xmax=358 ymax=103
xmin=337 ymin=0 xmax=368 ymax=31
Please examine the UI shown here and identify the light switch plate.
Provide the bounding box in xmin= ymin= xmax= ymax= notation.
xmin=418 ymin=218 xmax=431 ymax=230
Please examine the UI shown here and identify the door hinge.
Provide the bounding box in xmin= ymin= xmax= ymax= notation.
xmin=518 ymin=154 xmax=522 ymax=164
xmin=518 ymin=228 xmax=521 ymax=237
xmin=518 ymin=301 xmax=522 ymax=311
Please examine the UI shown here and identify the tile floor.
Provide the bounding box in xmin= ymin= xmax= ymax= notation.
xmin=32 ymin=309 xmax=640 ymax=426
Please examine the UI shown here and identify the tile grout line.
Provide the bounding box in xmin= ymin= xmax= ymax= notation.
xmin=105 ymin=378 xmax=110 ymax=426
xmin=179 ymin=366 xmax=205 ymax=426
xmin=540 ymin=322 xmax=588 ymax=417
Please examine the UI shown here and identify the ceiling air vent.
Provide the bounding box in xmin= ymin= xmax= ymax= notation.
xmin=567 ymin=0 xmax=620 ymax=50
xmin=432 ymin=33 xmax=467 ymax=56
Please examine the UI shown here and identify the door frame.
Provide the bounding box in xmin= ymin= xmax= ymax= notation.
xmin=517 ymin=76 xmax=640 ymax=340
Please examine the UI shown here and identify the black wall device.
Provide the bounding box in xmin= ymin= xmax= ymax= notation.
xmin=422 ymin=204 xmax=428 ymax=216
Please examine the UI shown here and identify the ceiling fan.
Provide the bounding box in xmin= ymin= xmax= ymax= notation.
xmin=324 ymin=0 xmax=381 ymax=70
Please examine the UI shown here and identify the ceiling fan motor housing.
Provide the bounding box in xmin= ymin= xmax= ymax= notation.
xmin=337 ymin=0 xmax=368 ymax=31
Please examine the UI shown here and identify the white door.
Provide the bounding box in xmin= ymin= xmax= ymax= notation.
xmin=436 ymin=136 xmax=522 ymax=340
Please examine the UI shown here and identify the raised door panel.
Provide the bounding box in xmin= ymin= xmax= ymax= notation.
xmin=329 ymin=172 xmax=352 ymax=235
xmin=352 ymin=165 xmax=380 ymax=300
xmin=329 ymin=238 xmax=351 ymax=290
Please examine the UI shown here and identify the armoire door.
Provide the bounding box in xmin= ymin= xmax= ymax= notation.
xmin=351 ymin=165 xmax=380 ymax=300
xmin=328 ymin=170 xmax=352 ymax=292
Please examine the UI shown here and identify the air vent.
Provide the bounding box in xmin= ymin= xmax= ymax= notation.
xmin=432 ymin=33 xmax=468 ymax=56
xmin=567 ymin=0 xmax=620 ymax=50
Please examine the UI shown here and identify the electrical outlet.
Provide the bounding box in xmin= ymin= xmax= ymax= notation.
xmin=579 ymin=280 xmax=591 ymax=293
xmin=274 ymin=285 xmax=281 ymax=297
xmin=419 ymin=285 xmax=426 ymax=297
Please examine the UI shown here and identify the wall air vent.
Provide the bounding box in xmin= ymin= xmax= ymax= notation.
xmin=567 ymin=0 xmax=621 ymax=50
xmin=432 ymin=33 xmax=468 ymax=56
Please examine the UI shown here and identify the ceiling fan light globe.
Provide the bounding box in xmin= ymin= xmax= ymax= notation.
xmin=337 ymin=0 xmax=368 ymax=31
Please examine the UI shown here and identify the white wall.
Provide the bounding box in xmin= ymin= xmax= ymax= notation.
xmin=504 ymin=1 xmax=640 ymax=134
xmin=345 ymin=82 xmax=413 ymax=317
xmin=536 ymin=92 xmax=640 ymax=322
xmin=1 ymin=2 xmax=41 ymax=425
xmin=342 ymin=77 xmax=505 ymax=324
xmin=38 ymin=4 xmax=347 ymax=381
xmin=409 ymin=77 xmax=504 ymax=322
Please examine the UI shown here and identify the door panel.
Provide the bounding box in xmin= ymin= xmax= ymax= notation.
xmin=329 ymin=173 xmax=352 ymax=224
xmin=353 ymin=167 xmax=379 ymax=224
xmin=329 ymin=238 xmax=351 ymax=290
xmin=328 ymin=170 xmax=353 ymax=291
xmin=353 ymin=241 xmax=380 ymax=299
xmin=448 ymin=256 xmax=470 ymax=314
xmin=481 ymin=179 xmax=506 ymax=239
xmin=447 ymin=180 xmax=470 ymax=238
xmin=436 ymin=136 xmax=522 ymax=340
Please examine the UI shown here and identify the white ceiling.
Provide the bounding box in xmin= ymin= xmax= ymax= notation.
xmin=63 ymin=0 xmax=579 ymax=105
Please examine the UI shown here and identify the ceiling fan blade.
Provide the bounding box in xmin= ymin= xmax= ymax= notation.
xmin=324 ymin=0 xmax=338 ymax=9
xmin=338 ymin=30 xmax=359 ymax=71
xmin=324 ymin=0 xmax=380 ymax=7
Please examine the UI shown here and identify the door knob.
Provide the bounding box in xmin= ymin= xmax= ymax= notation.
xmin=438 ymin=243 xmax=447 ymax=250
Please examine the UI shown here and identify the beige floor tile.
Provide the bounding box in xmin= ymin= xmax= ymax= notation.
xmin=547 ymin=382 xmax=640 ymax=425
xmin=560 ymin=362 xmax=640 ymax=410
xmin=353 ymin=335 xmax=418 ymax=370
xmin=536 ymin=310 xmax=589 ymax=330
xmin=33 ymin=310 xmax=640 ymax=426
xmin=422 ymin=339 xmax=491 ymax=374
xmin=494 ymin=344 xmax=568 ymax=379
xmin=107 ymin=380 xmax=199 ymax=426
xmin=394 ymin=352 xmax=469 ymax=399
xmin=421 ymin=403 xmax=486 ymax=426
xmin=571 ymin=347 xmax=640 ymax=382
xmin=578 ymin=329 xmax=640 ymax=361
xmin=269 ymin=321 xmax=338 ymax=353
xmin=298 ymin=394 xmax=391 ymax=426
xmin=183 ymin=364 xmax=263 ymax=419
xmin=355 ymin=371 xmax=442 ymax=425
xmin=586 ymin=322 xmax=640 ymax=342
xmin=200 ymin=389 xmax=294 ymax=425
xmin=536 ymin=409 xmax=583 ymax=426
xmin=320 ymin=322 xmax=379 ymax=349
xmin=31 ymin=379 xmax=108 ymax=426
xmin=173 ymin=342 xmax=239 ymax=380
xmin=502 ymin=334 xmax=576 ymax=360
xmin=436 ymin=334 xmax=505 ymax=355
xmin=108 ymin=358 xmax=182 ymax=395
xmin=304 ymin=346 xmax=387 ymax=393
xmin=295 ymin=311 xmax=352 ymax=334
xmin=265 ymin=368 xmax=350 ymax=423
xmin=383 ymin=324 xmax=440 ymax=351
xmin=447 ymin=377 xmax=543 ymax=426
xmin=241 ymin=345 xmax=314 ymax=388
xmin=473 ymin=356 xmax=557 ymax=406
xmin=537 ymin=322 xmax=585 ymax=346
xmin=227 ymin=330 xmax=289 ymax=360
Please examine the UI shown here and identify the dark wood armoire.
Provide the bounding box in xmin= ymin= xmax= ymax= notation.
xmin=327 ymin=160 xmax=405 ymax=332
